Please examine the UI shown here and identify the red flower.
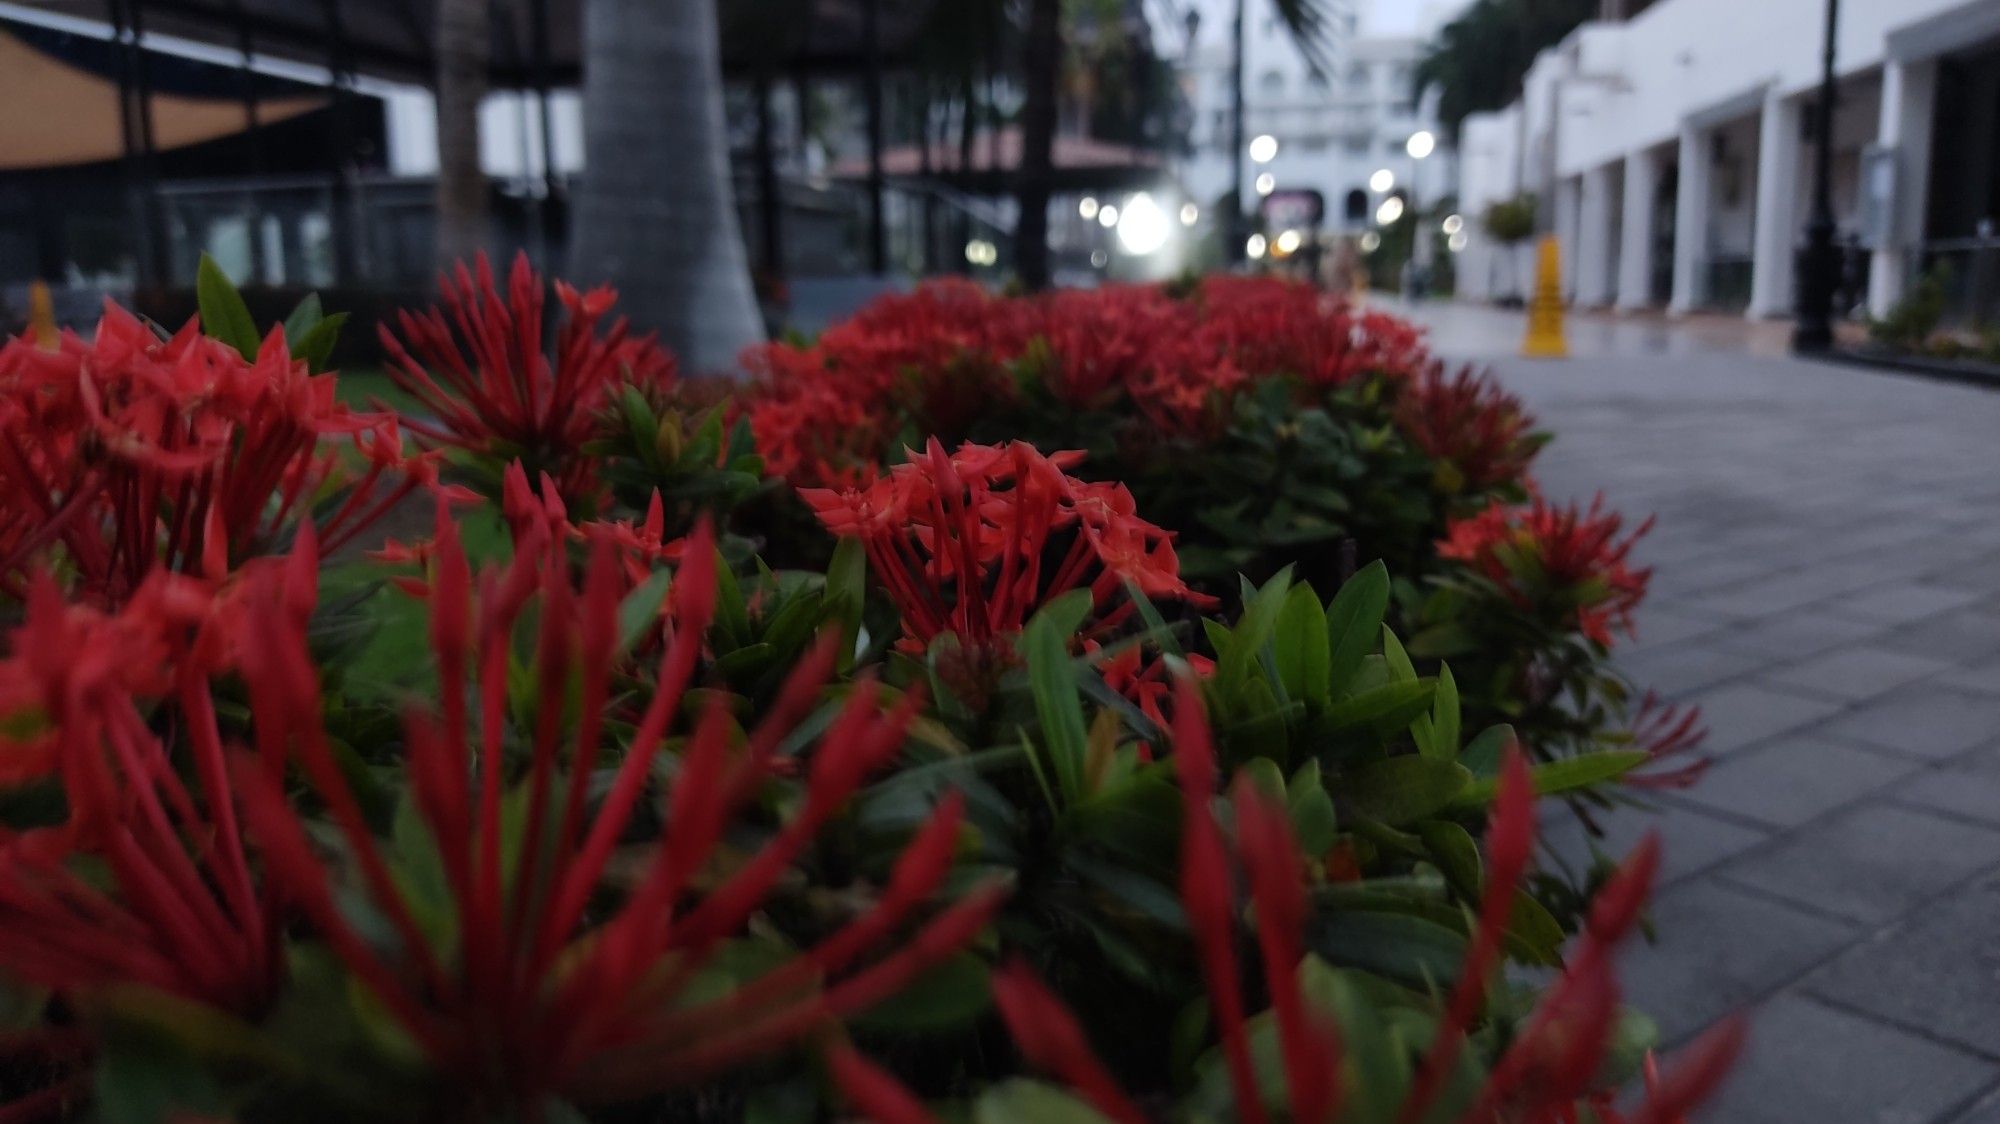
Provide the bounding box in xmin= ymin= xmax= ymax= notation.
xmin=800 ymin=440 xmax=1213 ymax=668
xmin=226 ymin=507 xmax=1003 ymax=1112
xmin=1193 ymin=276 xmax=1431 ymax=390
xmin=1395 ymin=365 xmax=1542 ymax=495
xmin=1439 ymin=494 xmax=1654 ymax=646
xmin=379 ymin=252 xmax=676 ymax=505
xmin=1622 ymin=691 xmax=1711 ymax=790
xmin=0 ymin=303 xmax=423 ymax=607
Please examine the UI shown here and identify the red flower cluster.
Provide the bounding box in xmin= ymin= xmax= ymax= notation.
xmin=0 ymin=302 xmax=422 ymax=607
xmin=1395 ymin=364 xmax=1542 ymax=495
xmin=380 ymin=252 xmax=677 ymax=505
xmin=744 ymin=277 xmax=1436 ymax=487
xmin=1438 ymin=494 xmax=1655 ymax=647
xmin=801 ymin=439 xmax=1213 ymax=672
xmin=829 ymin=679 xmax=1744 ymax=1123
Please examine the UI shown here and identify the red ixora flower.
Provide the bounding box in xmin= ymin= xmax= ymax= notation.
xmin=228 ymin=505 xmax=1003 ymax=1113
xmin=829 ymin=678 xmax=1744 ymax=1123
xmin=0 ymin=303 xmax=426 ymax=608
xmin=1438 ymin=494 xmax=1655 ymax=647
xmin=800 ymin=439 xmax=1214 ymax=663
xmin=379 ymin=251 xmax=676 ymax=505
xmin=1394 ymin=364 xmax=1542 ymax=495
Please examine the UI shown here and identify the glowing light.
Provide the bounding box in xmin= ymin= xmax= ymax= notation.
xmin=1275 ymin=229 xmax=1303 ymax=255
xmin=1115 ymin=192 xmax=1171 ymax=255
xmin=1368 ymin=168 xmax=1395 ymax=193
xmin=1180 ymin=202 xmax=1200 ymax=226
xmin=964 ymin=239 xmax=998 ymax=266
xmin=1448 ymin=231 xmax=1469 ymax=252
xmin=1255 ymin=172 xmax=1276 ymax=196
xmin=1249 ymin=134 xmax=1280 ymax=163
xmin=1442 ymin=213 xmax=1465 ymax=235
xmin=1098 ymin=204 xmax=1120 ymax=228
xmin=1246 ymin=233 xmax=1268 ymax=260
xmin=1405 ymin=130 xmax=1437 ymax=160
xmin=1360 ymin=231 xmax=1381 ymax=252
xmin=1078 ymin=196 xmax=1100 ymax=220
xmin=1091 ymin=249 xmax=1109 ymax=267
xmin=1375 ymin=197 xmax=1405 ymax=224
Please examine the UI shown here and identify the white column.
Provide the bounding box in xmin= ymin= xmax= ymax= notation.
xmin=1616 ymin=148 xmax=1661 ymax=311
xmin=1869 ymin=58 xmax=1939 ymax=318
xmin=1553 ymin=175 xmax=1582 ymax=301
xmin=1575 ymin=164 xmax=1617 ymax=306
xmin=1748 ymin=87 xmax=1803 ymax=319
xmin=1669 ymin=123 xmax=1712 ymax=315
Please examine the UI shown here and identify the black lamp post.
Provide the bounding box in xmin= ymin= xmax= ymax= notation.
xmin=1230 ymin=0 xmax=1247 ymax=264
xmin=1792 ymin=0 xmax=1840 ymax=352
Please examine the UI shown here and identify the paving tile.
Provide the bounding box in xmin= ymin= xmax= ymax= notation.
xmin=1943 ymin=658 xmax=2000 ymax=697
xmin=1617 ymin=643 xmax=1766 ymax=700
xmin=1719 ymin=804 xmax=2000 ymax=925
xmin=1681 ymin=681 xmax=1849 ymax=755
xmin=1766 ymin=646 xmax=1956 ymax=702
xmin=1623 ymin=605 xmax=1729 ymax=653
xmin=1707 ymin=612 xmax=1887 ymax=662
xmin=1693 ymin=993 xmax=1996 ymax=1124
xmin=1805 ymin=872 xmax=2000 ymax=1057
xmin=1876 ymin=606 xmax=2000 ymax=666
xmin=1672 ymin=736 xmax=1920 ymax=829
xmin=1541 ymin=801 xmax=1769 ymax=887
xmin=1832 ymin=584 xmax=1992 ymax=625
xmin=1890 ymin=743 xmax=2000 ymax=825
xmin=1619 ymin=877 xmax=1859 ymax=1046
xmin=1815 ymin=686 xmax=2000 ymax=761
xmin=1948 ymin=1087 xmax=2000 ymax=1124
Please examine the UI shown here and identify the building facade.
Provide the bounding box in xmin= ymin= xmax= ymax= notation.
xmin=1455 ymin=0 xmax=2000 ymax=323
xmin=1174 ymin=0 xmax=1459 ymax=249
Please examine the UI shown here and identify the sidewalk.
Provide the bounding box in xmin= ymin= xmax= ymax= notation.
xmin=1396 ymin=300 xmax=2000 ymax=1123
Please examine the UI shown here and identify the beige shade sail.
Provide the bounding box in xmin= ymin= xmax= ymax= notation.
xmin=0 ymin=27 xmax=325 ymax=171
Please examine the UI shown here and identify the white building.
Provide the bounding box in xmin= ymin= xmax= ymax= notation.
xmin=1174 ymin=0 xmax=1461 ymax=247
xmin=1454 ymin=0 xmax=2000 ymax=322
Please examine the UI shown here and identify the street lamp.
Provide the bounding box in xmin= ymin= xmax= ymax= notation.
xmin=1255 ymin=172 xmax=1277 ymax=196
xmin=1250 ymin=134 xmax=1280 ymax=163
xmin=1369 ymin=168 xmax=1395 ymax=193
xmin=1793 ymin=0 xmax=1841 ymax=352
xmin=1405 ymin=131 xmax=1436 ymax=160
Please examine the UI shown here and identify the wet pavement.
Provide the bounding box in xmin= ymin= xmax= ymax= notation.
xmin=1390 ymin=300 xmax=2000 ymax=1123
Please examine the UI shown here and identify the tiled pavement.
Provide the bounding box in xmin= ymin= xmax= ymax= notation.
xmin=1396 ymin=301 xmax=2000 ymax=1123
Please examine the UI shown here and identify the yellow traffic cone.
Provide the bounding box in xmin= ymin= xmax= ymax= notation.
xmin=27 ymin=280 xmax=57 ymax=350
xmin=1521 ymin=234 xmax=1568 ymax=359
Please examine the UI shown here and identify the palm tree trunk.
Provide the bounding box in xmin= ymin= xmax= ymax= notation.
xmin=434 ymin=0 xmax=489 ymax=266
xmin=571 ymin=0 xmax=763 ymax=375
xmin=1014 ymin=0 xmax=1062 ymax=290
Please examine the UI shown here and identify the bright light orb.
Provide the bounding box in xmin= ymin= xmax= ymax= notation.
xmin=1441 ymin=213 xmax=1465 ymax=235
xmin=1375 ymin=197 xmax=1405 ymax=225
xmin=1246 ymin=233 xmax=1268 ymax=260
xmin=1115 ymin=192 xmax=1171 ymax=256
xmin=1405 ymin=130 xmax=1437 ymax=160
xmin=1180 ymin=202 xmax=1200 ymax=226
xmin=964 ymin=239 xmax=998 ymax=266
xmin=1275 ymin=229 xmax=1303 ymax=255
xmin=1360 ymin=231 xmax=1382 ymax=252
xmin=1091 ymin=249 xmax=1109 ymax=268
xmin=1079 ymin=196 xmax=1100 ymax=220
xmin=1448 ymin=231 xmax=1469 ymax=253
xmin=1368 ymin=168 xmax=1395 ymax=193
xmin=1098 ymin=204 xmax=1120 ymax=228
xmin=1255 ymin=172 xmax=1276 ymax=196
xmin=1249 ymin=134 xmax=1280 ymax=163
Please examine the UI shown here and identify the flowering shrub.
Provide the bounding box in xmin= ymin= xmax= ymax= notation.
xmin=0 ymin=273 xmax=1738 ymax=1121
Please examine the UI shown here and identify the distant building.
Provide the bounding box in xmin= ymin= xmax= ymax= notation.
xmin=1454 ymin=0 xmax=2000 ymax=324
xmin=1173 ymin=0 xmax=1458 ymax=253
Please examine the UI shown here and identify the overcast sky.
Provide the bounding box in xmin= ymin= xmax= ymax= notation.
xmin=1363 ymin=0 xmax=1477 ymax=37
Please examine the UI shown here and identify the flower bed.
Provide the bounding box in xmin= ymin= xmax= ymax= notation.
xmin=0 ymin=257 xmax=1735 ymax=1122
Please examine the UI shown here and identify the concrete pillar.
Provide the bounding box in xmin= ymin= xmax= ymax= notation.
xmin=1748 ymin=87 xmax=1803 ymax=319
xmin=1575 ymin=164 xmax=1617 ymax=306
xmin=1869 ymin=57 xmax=1939 ymax=318
xmin=1553 ymin=175 xmax=1582 ymax=301
xmin=1616 ymin=147 xmax=1661 ymax=311
xmin=1669 ymin=122 xmax=1712 ymax=315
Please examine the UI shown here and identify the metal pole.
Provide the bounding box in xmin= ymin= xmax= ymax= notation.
xmin=228 ymin=0 xmax=269 ymax=284
xmin=1793 ymin=0 xmax=1840 ymax=352
xmin=319 ymin=0 xmax=360 ymax=286
xmin=1229 ymin=0 xmax=1246 ymax=263
xmin=862 ymin=0 xmax=888 ymax=275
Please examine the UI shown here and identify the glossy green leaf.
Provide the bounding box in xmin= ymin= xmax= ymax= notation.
xmin=1344 ymin=756 xmax=1471 ymax=824
xmin=851 ymin=952 xmax=992 ymax=1031
xmin=291 ymin=312 xmax=348 ymax=372
xmin=1324 ymin=559 xmax=1389 ymax=693
xmin=1026 ymin=615 xmax=1088 ymax=802
xmin=195 ymin=253 xmax=260 ymax=360
xmin=1273 ymin=579 xmax=1331 ymax=706
xmin=1453 ymin=750 xmax=1649 ymax=808
xmin=1317 ymin=679 xmax=1436 ymax=737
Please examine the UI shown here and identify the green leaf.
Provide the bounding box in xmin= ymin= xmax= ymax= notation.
xmin=281 ymin=292 xmax=323 ymax=342
xmin=291 ymin=311 xmax=348 ymax=372
xmin=1460 ymin=724 xmax=1515 ymax=775
xmin=1452 ymin=751 xmax=1649 ymax=808
xmin=1025 ymin=615 xmax=1089 ymax=802
xmin=1308 ymin=909 xmax=1469 ymax=986
xmin=1317 ymin=679 xmax=1436 ymax=737
xmin=1344 ymin=756 xmax=1471 ymax=825
xmin=850 ymin=952 xmax=992 ymax=1031
xmin=1418 ymin=820 xmax=1483 ymax=899
xmin=1273 ymin=580 xmax=1331 ymax=706
xmin=615 ymin=569 xmax=674 ymax=655
xmin=1028 ymin=587 xmax=1096 ymax=642
xmin=1324 ymin=559 xmax=1389 ymax=692
xmin=1287 ymin=763 xmax=1339 ymax=855
xmin=824 ymin=536 xmax=866 ymax=672
xmin=1381 ymin=625 xmax=1418 ymax=682
xmin=1432 ymin=664 xmax=1461 ymax=759
xmin=1217 ymin=568 xmax=1293 ymax=697
xmin=974 ymin=1080 xmax=1115 ymax=1124
xmin=195 ymin=253 xmax=260 ymax=360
